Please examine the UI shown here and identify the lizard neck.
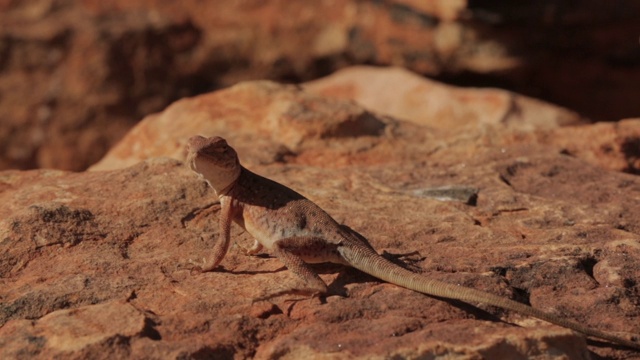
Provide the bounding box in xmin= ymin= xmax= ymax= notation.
xmin=214 ymin=172 xmax=240 ymax=196
xmin=196 ymin=160 xmax=242 ymax=196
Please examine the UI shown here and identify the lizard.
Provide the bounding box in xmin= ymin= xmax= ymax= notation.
xmin=185 ymin=135 xmax=640 ymax=350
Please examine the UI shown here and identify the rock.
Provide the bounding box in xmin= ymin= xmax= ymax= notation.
xmin=538 ymin=119 xmax=640 ymax=174
xmin=0 ymin=301 xmax=148 ymax=358
xmin=3 ymin=2 xmax=640 ymax=171
xmin=304 ymin=66 xmax=584 ymax=130
xmin=89 ymin=81 xmax=396 ymax=171
xmin=2 ymin=76 xmax=640 ymax=359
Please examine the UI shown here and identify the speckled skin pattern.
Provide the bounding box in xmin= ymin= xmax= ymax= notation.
xmin=185 ymin=135 xmax=640 ymax=350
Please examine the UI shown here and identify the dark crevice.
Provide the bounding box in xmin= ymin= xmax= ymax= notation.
xmin=140 ymin=317 xmax=162 ymax=341
xmin=510 ymin=286 xmax=532 ymax=306
xmin=180 ymin=202 xmax=220 ymax=227
xmin=118 ymin=232 xmax=141 ymax=259
xmin=489 ymin=266 xmax=508 ymax=277
xmin=499 ymin=174 xmax=512 ymax=187
xmin=186 ymin=346 xmax=235 ymax=360
xmin=579 ymin=256 xmax=598 ymax=280
xmin=620 ymin=137 xmax=640 ymax=175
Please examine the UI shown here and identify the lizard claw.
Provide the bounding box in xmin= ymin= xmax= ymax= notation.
xmin=187 ymin=258 xmax=207 ymax=275
xmin=190 ymin=266 xmax=204 ymax=275
xmin=239 ymin=240 xmax=263 ymax=256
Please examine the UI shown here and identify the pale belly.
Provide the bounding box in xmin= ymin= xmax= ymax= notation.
xmin=239 ymin=204 xmax=345 ymax=265
xmin=241 ymin=204 xmax=314 ymax=250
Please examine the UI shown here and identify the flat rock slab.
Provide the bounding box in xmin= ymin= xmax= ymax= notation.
xmin=2 ymin=68 xmax=639 ymax=359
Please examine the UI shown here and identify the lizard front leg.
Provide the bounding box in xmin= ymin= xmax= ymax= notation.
xmin=192 ymin=196 xmax=235 ymax=273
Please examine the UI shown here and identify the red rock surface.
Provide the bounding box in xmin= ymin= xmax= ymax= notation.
xmin=304 ymin=66 xmax=584 ymax=130
xmin=2 ymin=70 xmax=640 ymax=359
xmin=2 ymin=1 xmax=640 ymax=171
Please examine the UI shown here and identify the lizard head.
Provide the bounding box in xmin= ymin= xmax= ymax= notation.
xmin=186 ymin=136 xmax=241 ymax=195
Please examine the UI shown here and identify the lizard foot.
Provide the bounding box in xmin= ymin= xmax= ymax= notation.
xmin=190 ymin=266 xmax=204 ymax=275
xmin=186 ymin=258 xmax=218 ymax=275
xmin=237 ymin=239 xmax=263 ymax=256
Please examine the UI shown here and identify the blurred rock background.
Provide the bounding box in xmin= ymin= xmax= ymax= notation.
xmin=2 ymin=0 xmax=639 ymax=171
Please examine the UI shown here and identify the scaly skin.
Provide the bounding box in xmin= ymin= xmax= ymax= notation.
xmin=186 ymin=135 xmax=640 ymax=350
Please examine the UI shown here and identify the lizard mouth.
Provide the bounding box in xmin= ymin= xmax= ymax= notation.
xmin=185 ymin=146 xmax=196 ymax=171
xmin=187 ymin=156 xmax=197 ymax=172
xmin=186 ymin=135 xmax=212 ymax=171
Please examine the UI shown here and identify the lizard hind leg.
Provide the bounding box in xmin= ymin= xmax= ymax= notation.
xmin=255 ymin=237 xmax=329 ymax=301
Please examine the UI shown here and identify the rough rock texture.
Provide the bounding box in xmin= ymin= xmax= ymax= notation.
xmin=304 ymin=66 xmax=640 ymax=175
xmin=2 ymin=71 xmax=640 ymax=359
xmin=2 ymin=1 xmax=640 ymax=171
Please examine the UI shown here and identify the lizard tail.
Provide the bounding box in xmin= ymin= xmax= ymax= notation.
xmin=339 ymin=246 xmax=640 ymax=350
